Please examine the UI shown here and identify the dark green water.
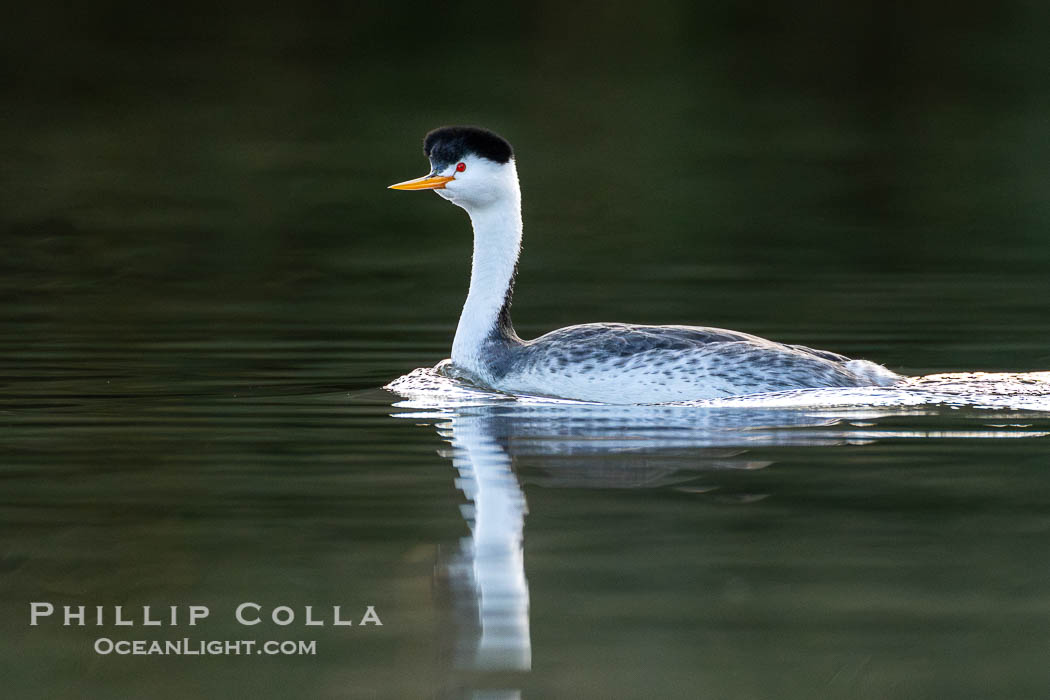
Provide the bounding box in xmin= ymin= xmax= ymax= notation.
xmin=3 ymin=4 xmax=1050 ymax=698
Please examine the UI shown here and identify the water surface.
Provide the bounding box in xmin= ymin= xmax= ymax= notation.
xmin=4 ymin=5 xmax=1050 ymax=699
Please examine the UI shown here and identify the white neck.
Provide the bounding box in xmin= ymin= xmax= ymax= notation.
xmin=451 ymin=166 xmax=522 ymax=374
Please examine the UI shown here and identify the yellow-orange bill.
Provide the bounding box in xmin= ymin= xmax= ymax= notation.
xmin=388 ymin=174 xmax=455 ymax=190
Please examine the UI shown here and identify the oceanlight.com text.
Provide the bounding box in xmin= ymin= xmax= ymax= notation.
xmin=93 ymin=638 xmax=317 ymax=656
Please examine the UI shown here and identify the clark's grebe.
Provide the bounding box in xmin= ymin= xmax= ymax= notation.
xmin=390 ymin=126 xmax=899 ymax=404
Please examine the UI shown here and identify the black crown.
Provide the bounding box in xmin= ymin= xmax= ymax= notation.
xmin=424 ymin=126 xmax=513 ymax=167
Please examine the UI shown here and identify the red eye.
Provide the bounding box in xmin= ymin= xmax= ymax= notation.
xmin=456 ymin=162 xmax=466 ymax=172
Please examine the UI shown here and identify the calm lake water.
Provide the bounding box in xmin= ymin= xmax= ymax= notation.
xmin=4 ymin=5 xmax=1050 ymax=699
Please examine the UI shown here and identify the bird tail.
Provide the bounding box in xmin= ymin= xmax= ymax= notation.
xmin=845 ymin=359 xmax=901 ymax=386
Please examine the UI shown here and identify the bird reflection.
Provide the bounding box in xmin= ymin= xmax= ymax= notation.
xmin=391 ymin=399 xmax=854 ymax=676
xmin=442 ymin=410 xmax=531 ymax=671
xmin=386 ymin=367 xmax=1050 ymax=691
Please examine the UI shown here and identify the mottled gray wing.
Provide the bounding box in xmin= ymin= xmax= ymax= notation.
xmin=525 ymin=323 xmax=771 ymax=357
xmin=516 ymin=323 xmax=860 ymax=390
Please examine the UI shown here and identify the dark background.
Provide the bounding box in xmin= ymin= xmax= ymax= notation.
xmin=3 ymin=2 xmax=1049 ymax=383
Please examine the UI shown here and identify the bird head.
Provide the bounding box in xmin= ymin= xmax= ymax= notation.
xmin=389 ymin=126 xmax=517 ymax=210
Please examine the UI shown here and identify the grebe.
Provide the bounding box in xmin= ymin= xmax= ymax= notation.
xmin=390 ymin=126 xmax=898 ymax=404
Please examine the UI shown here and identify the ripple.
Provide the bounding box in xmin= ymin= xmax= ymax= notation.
xmin=385 ymin=367 xmax=1050 ymax=412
